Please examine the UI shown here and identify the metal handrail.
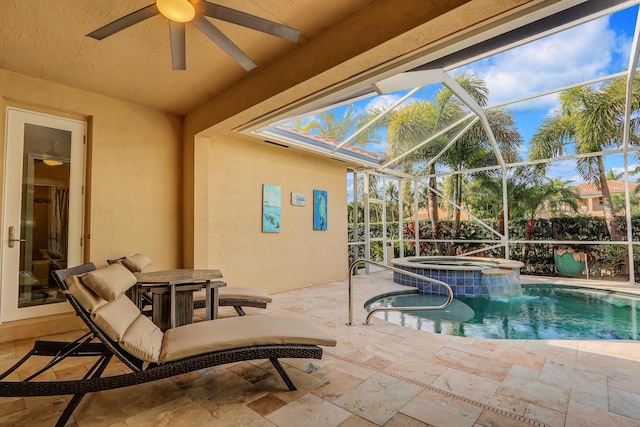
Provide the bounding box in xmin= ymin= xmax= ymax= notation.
xmin=347 ymin=258 xmax=454 ymax=326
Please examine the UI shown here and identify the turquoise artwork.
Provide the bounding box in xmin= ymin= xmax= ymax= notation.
xmin=313 ymin=190 xmax=328 ymax=230
xmin=262 ymin=184 xmax=281 ymax=233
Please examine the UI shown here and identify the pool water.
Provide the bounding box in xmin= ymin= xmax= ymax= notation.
xmin=366 ymin=287 xmax=640 ymax=340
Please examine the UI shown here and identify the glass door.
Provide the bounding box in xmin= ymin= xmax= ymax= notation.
xmin=1 ymin=108 xmax=85 ymax=322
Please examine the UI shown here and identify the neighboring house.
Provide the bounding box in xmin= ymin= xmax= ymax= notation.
xmin=571 ymin=180 xmax=638 ymax=217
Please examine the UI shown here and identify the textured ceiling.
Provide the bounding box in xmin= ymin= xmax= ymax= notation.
xmin=0 ymin=0 xmax=373 ymax=115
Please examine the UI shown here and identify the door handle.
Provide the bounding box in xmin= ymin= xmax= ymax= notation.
xmin=8 ymin=226 xmax=25 ymax=248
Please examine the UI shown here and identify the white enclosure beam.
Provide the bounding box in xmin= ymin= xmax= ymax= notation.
xmin=440 ymin=72 xmax=506 ymax=170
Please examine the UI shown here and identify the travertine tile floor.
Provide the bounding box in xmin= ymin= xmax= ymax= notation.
xmin=1 ymin=271 xmax=639 ymax=426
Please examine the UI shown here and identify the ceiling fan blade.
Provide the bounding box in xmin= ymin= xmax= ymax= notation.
xmin=197 ymin=2 xmax=300 ymax=43
xmin=192 ymin=16 xmax=257 ymax=71
xmin=87 ymin=4 xmax=159 ymax=40
xmin=169 ymin=21 xmax=186 ymax=71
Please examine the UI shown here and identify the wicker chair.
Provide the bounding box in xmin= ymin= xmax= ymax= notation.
xmin=107 ymin=256 xmax=271 ymax=316
xmin=0 ymin=262 xmax=335 ymax=427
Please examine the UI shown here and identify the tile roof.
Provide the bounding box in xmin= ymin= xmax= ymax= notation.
xmin=277 ymin=126 xmax=380 ymax=161
xmin=572 ymin=180 xmax=638 ymax=195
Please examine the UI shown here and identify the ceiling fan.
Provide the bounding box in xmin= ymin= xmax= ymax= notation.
xmin=86 ymin=0 xmax=301 ymax=71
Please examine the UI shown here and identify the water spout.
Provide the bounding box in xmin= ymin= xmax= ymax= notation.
xmin=482 ymin=269 xmax=522 ymax=298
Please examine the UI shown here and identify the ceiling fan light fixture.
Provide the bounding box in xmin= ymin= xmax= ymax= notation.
xmin=87 ymin=1 xmax=301 ymax=70
xmin=156 ymin=0 xmax=195 ymax=23
xmin=43 ymin=159 xmax=63 ymax=166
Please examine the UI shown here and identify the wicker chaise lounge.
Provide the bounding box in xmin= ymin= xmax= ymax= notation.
xmin=0 ymin=262 xmax=336 ymax=427
xmin=109 ymin=254 xmax=272 ymax=315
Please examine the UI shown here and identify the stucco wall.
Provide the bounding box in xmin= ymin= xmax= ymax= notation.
xmin=0 ymin=69 xmax=182 ymax=270
xmin=208 ymin=134 xmax=347 ymax=293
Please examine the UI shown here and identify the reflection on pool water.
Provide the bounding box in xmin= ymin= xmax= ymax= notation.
xmin=366 ymin=287 xmax=640 ymax=340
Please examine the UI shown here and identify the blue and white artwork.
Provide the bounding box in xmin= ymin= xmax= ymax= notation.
xmin=313 ymin=189 xmax=328 ymax=231
xmin=262 ymin=184 xmax=281 ymax=233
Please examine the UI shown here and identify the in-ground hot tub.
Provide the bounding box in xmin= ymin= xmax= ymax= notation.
xmin=390 ymin=256 xmax=524 ymax=298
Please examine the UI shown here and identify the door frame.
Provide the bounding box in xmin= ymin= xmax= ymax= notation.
xmin=1 ymin=107 xmax=87 ymax=322
xmin=362 ymin=171 xmax=405 ymax=272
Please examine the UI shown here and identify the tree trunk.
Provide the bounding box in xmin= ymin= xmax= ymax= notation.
xmin=428 ymin=164 xmax=442 ymax=255
xmin=453 ymin=173 xmax=462 ymax=237
xmin=596 ymin=158 xmax=627 ymax=274
xmin=449 ymin=174 xmax=463 ymax=256
xmin=402 ymin=181 xmax=413 ymax=219
xmin=597 ymin=158 xmax=623 ymax=241
xmin=522 ymin=216 xmax=536 ymax=265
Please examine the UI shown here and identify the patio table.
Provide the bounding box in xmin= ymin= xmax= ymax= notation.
xmin=134 ymin=269 xmax=225 ymax=330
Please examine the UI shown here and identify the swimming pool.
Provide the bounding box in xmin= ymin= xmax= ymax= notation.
xmin=365 ymin=286 xmax=640 ymax=340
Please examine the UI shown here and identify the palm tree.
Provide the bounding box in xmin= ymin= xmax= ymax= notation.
xmin=606 ymin=168 xmax=623 ymax=181
xmin=441 ymin=173 xmax=469 ymax=218
xmin=370 ymin=96 xmax=446 ymax=252
xmin=519 ymin=176 xmax=581 ymax=263
xmin=384 ymin=181 xmax=399 ymax=222
xmin=298 ymin=107 xmax=381 ymax=231
xmin=436 ymin=75 xmax=521 ymax=237
xmin=298 ymin=104 xmax=378 ymax=147
xmin=468 ymin=168 xmax=580 ymax=263
xmin=529 ymin=77 xmax=640 ymax=241
xmin=602 ymin=168 xmax=639 ymax=216
xmin=400 ymin=184 xmax=416 ymax=220
xmin=368 ymin=73 xmax=522 ymax=252
xmin=612 ymin=184 xmax=640 ymax=216
xmin=347 ymin=202 xmax=363 ymax=224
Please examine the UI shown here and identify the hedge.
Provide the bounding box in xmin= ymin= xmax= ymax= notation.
xmin=348 ymin=215 xmax=640 ymax=277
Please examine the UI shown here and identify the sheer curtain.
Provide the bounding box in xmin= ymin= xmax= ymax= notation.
xmin=49 ymin=186 xmax=68 ymax=261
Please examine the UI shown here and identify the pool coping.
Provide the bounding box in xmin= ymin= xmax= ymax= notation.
xmin=390 ymin=256 xmax=524 ymax=271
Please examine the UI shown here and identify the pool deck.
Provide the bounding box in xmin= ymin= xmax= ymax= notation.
xmin=1 ymin=271 xmax=639 ymax=426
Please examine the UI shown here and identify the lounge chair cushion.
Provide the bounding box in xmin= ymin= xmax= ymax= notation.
xmin=66 ymin=275 xmax=107 ymax=313
xmin=193 ymin=287 xmax=272 ymax=303
xmin=122 ymin=253 xmax=152 ymax=273
xmin=159 ymin=315 xmax=337 ymax=362
xmin=92 ymin=294 xmax=142 ymax=341
xmin=81 ymin=263 xmax=137 ymax=302
xmin=120 ymin=315 xmax=164 ymax=362
xmin=88 ymin=291 xmax=163 ymax=362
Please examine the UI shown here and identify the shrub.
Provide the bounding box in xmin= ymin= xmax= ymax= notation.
xmin=348 ymin=214 xmax=640 ymax=277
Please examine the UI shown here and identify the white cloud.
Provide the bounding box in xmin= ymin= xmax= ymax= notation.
xmin=516 ymin=144 xmax=529 ymax=160
xmin=567 ymin=174 xmax=585 ymax=185
xmin=609 ymin=164 xmax=640 ymax=178
xmin=545 ymin=159 xmax=581 ymax=182
xmin=280 ymin=114 xmax=316 ymax=128
xmin=455 ymin=16 xmax=630 ymax=111
xmin=360 ymin=94 xmax=404 ymax=115
xmin=508 ymin=93 xmax=560 ymax=117
xmin=535 ymin=162 xmax=639 ymax=183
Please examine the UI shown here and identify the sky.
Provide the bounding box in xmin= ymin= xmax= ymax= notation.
xmin=455 ymin=5 xmax=640 ymax=183
xmin=457 ymin=6 xmax=636 ymax=181
xmin=296 ymin=4 xmax=640 ymax=189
